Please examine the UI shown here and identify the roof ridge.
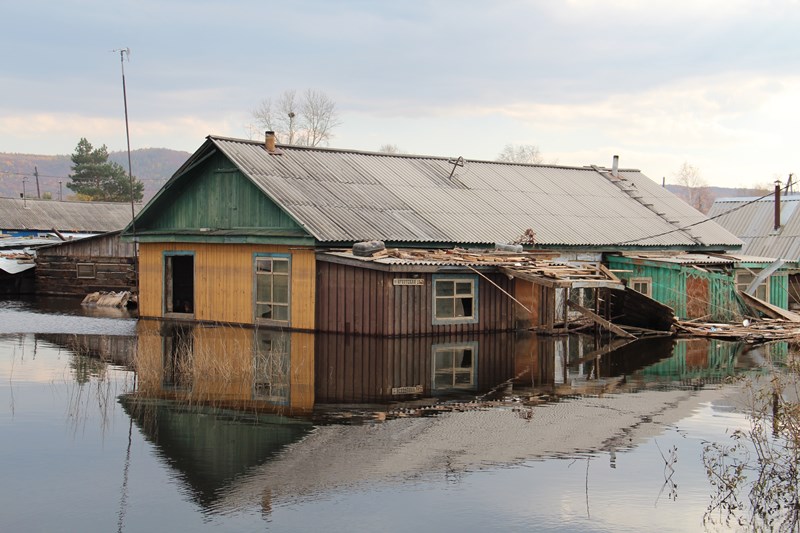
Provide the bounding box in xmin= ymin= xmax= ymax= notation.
xmin=207 ymin=134 xmax=639 ymax=172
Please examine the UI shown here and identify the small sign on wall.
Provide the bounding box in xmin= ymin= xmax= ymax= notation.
xmin=391 ymin=385 xmax=423 ymax=395
xmin=393 ymin=278 xmax=424 ymax=286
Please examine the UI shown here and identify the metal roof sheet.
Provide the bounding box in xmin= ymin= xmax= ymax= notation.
xmin=0 ymin=236 xmax=63 ymax=248
xmin=708 ymin=195 xmax=800 ymax=259
xmin=204 ymin=137 xmax=742 ymax=248
xmin=0 ymin=197 xmax=139 ymax=233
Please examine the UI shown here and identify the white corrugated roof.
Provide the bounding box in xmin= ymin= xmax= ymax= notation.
xmin=708 ymin=195 xmax=800 ymax=259
xmin=149 ymin=136 xmax=744 ymax=250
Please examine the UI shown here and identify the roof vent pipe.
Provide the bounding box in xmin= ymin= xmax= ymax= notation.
xmin=775 ymin=180 xmax=782 ymax=230
xmin=265 ymin=131 xmax=276 ymax=153
xmin=611 ymin=155 xmax=619 ymax=178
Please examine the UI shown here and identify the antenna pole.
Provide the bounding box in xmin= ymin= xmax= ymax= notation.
xmin=114 ymin=47 xmax=136 ymax=235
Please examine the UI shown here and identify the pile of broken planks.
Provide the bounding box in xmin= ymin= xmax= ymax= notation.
xmin=675 ymin=290 xmax=800 ymax=342
xmin=675 ymin=319 xmax=800 ymax=343
xmin=377 ymin=247 xmax=558 ymax=265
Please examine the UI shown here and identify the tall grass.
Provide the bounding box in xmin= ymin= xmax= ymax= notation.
xmin=703 ymin=345 xmax=800 ymax=531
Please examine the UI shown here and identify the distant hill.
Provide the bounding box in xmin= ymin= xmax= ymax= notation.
xmin=0 ymin=148 xmax=191 ymax=202
xmin=665 ymin=184 xmax=771 ymax=214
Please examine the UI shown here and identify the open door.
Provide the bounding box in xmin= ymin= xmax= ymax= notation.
xmin=165 ymin=253 xmax=194 ymax=315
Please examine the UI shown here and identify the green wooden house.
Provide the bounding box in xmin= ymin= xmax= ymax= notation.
xmin=607 ymin=252 xmax=796 ymax=321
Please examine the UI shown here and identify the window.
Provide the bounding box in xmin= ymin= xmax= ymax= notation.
xmin=736 ymin=271 xmax=768 ymax=301
xmin=254 ymin=255 xmax=290 ymax=323
xmin=76 ymin=263 xmax=96 ymax=279
xmin=433 ymin=275 xmax=478 ymax=324
xmin=630 ymin=277 xmax=652 ymax=297
xmin=432 ymin=343 xmax=477 ymax=392
xmin=253 ymin=330 xmax=291 ymax=405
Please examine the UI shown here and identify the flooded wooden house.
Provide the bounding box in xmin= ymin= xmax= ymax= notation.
xmin=607 ymin=252 xmax=797 ymax=322
xmin=0 ymin=197 xmax=140 ymax=295
xmin=123 ymin=134 xmax=741 ymax=334
xmin=34 ymin=231 xmax=138 ymax=296
xmin=708 ymin=192 xmax=800 ymax=310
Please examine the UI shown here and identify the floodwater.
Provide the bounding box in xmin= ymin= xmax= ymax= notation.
xmin=1 ymin=296 xmax=796 ymax=532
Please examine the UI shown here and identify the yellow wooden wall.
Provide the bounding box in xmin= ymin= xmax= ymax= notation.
xmin=289 ymin=332 xmax=315 ymax=411
xmin=138 ymin=242 xmax=316 ymax=329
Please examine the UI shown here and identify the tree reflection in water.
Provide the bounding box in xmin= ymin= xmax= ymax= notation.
xmin=703 ymin=358 xmax=800 ymax=532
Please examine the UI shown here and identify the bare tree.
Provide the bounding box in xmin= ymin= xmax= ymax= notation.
xmin=675 ymin=161 xmax=712 ymax=213
xmin=496 ymin=143 xmax=544 ymax=164
xmin=378 ymin=144 xmax=404 ymax=154
xmin=251 ymin=89 xmax=340 ymax=147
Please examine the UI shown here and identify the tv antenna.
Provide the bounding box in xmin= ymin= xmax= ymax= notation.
xmin=110 ymin=47 xmax=136 ymax=236
xmin=447 ymin=156 xmax=464 ymax=179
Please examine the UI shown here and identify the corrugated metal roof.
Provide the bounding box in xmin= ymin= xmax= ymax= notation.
xmin=0 ymin=236 xmax=64 ymax=249
xmin=0 ymin=198 xmax=139 ymax=233
xmin=708 ymin=195 xmax=800 ymax=259
xmin=200 ymin=137 xmax=743 ymax=248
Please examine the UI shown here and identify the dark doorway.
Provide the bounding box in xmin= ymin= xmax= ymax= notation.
xmin=165 ymin=254 xmax=194 ymax=314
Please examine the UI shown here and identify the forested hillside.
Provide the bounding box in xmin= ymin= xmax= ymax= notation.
xmin=0 ymin=148 xmax=190 ymax=202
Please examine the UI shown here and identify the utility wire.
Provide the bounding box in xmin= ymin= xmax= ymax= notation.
xmin=617 ymin=182 xmax=793 ymax=245
xmin=0 ymin=170 xmax=165 ymax=181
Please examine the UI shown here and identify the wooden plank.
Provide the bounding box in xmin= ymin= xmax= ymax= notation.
xmin=571 ymin=338 xmax=636 ymax=366
xmin=337 ymin=262 xmax=346 ymax=332
xmin=567 ymin=301 xmax=636 ymax=338
xmin=739 ymin=291 xmax=800 ymax=322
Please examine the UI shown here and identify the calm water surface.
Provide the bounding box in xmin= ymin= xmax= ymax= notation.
xmin=0 ymin=297 xmax=787 ymax=532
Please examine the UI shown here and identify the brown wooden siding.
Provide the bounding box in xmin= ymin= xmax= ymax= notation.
xmin=316 ymin=261 xmax=520 ymax=335
xmin=37 ymin=233 xmax=136 ymax=258
xmin=138 ymin=243 xmax=315 ymax=328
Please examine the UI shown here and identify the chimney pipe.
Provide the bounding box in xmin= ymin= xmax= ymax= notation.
xmin=775 ymin=180 xmax=782 ymax=230
xmin=611 ymin=155 xmax=619 ymax=178
xmin=265 ymin=131 xmax=276 ymax=153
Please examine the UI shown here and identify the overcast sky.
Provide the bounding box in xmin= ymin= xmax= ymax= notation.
xmin=3 ymin=0 xmax=800 ymax=188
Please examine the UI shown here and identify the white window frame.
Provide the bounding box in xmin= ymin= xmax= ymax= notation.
xmin=736 ymin=270 xmax=769 ymax=302
xmin=432 ymin=275 xmax=479 ymax=325
xmin=254 ymin=254 xmax=291 ymax=325
xmin=630 ymin=277 xmax=652 ymax=298
xmin=431 ymin=342 xmax=478 ymax=392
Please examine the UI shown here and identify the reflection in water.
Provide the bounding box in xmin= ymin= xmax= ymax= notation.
xmin=131 ymin=322 xmax=764 ymax=417
xmin=119 ymin=398 xmax=312 ymax=507
xmin=0 ymin=296 xmax=136 ymax=335
xmin=5 ymin=315 xmax=792 ymax=531
xmin=120 ymin=321 xmax=771 ymax=516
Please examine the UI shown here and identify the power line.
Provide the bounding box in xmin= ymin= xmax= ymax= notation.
xmin=0 ymin=170 xmax=166 ymax=181
xmin=617 ymin=182 xmax=793 ymax=246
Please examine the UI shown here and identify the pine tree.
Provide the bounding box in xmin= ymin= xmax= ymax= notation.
xmin=67 ymin=138 xmax=144 ymax=202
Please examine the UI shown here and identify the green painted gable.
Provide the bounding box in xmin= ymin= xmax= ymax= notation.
xmin=131 ymin=150 xmax=312 ymax=245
